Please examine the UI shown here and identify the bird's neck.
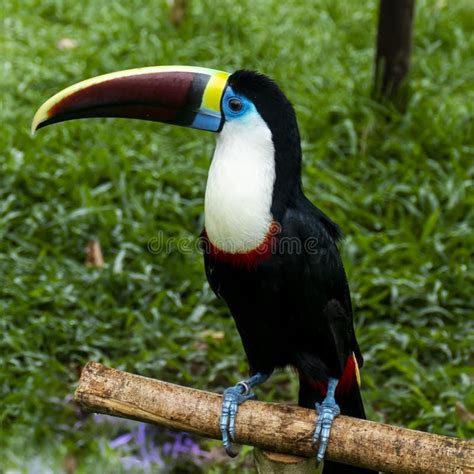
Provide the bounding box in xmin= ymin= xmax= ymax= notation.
xmin=204 ymin=120 xmax=276 ymax=254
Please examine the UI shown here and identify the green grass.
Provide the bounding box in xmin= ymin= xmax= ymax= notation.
xmin=1 ymin=0 xmax=473 ymax=471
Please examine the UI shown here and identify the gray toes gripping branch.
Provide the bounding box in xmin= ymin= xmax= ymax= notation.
xmin=219 ymin=372 xmax=271 ymax=456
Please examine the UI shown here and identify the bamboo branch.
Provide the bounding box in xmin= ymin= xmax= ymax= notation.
xmin=75 ymin=362 xmax=473 ymax=474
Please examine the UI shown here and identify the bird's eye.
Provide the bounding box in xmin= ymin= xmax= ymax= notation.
xmin=228 ymin=98 xmax=243 ymax=112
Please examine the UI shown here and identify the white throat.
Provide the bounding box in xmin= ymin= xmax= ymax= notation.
xmin=204 ymin=114 xmax=275 ymax=253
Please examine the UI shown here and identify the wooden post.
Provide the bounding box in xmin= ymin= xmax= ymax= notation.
xmin=75 ymin=362 xmax=474 ymax=473
xmin=169 ymin=0 xmax=188 ymax=27
xmin=374 ymin=0 xmax=416 ymax=100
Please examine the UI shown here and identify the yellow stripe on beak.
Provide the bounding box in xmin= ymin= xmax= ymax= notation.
xmin=201 ymin=71 xmax=230 ymax=112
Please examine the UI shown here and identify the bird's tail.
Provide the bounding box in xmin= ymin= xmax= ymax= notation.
xmin=298 ymin=370 xmax=376 ymax=474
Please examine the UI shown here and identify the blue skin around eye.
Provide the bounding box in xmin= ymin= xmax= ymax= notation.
xmin=221 ymin=87 xmax=255 ymax=120
xmin=190 ymin=87 xmax=255 ymax=131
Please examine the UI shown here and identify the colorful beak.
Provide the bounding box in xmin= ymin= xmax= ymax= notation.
xmin=32 ymin=66 xmax=230 ymax=134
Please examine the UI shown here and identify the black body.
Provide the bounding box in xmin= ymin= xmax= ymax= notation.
xmin=204 ymin=71 xmax=374 ymax=473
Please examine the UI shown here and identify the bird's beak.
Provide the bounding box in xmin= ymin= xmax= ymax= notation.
xmin=32 ymin=66 xmax=230 ymax=134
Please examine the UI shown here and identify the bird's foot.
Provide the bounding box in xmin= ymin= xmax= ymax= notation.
xmin=312 ymin=398 xmax=340 ymax=464
xmin=220 ymin=381 xmax=256 ymax=457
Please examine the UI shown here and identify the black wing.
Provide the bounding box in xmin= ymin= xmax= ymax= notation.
xmin=201 ymin=230 xmax=222 ymax=298
xmin=282 ymin=201 xmax=362 ymax=380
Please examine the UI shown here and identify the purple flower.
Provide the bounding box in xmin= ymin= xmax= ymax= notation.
xmin=110 ymin=433 xmax=134 ymax=449
xmin=98 ymin=419 xmax=211 ymax=469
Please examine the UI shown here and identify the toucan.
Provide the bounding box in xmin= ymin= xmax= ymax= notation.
xmin=33 ymin=66 xmax=374 ymax=473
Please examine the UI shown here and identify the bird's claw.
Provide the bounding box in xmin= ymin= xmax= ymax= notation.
xmin=312 ymin=400 xmax=341 ymax=464
xmin=220 ymin=383 xmax=256 ymax=457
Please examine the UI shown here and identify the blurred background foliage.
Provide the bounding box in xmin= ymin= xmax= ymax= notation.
xmin=1 ymin=0 xmax=473 ymax=472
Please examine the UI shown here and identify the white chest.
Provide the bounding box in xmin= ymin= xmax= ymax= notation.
xmin=204 ymin=116 xmax=276 ymax=253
